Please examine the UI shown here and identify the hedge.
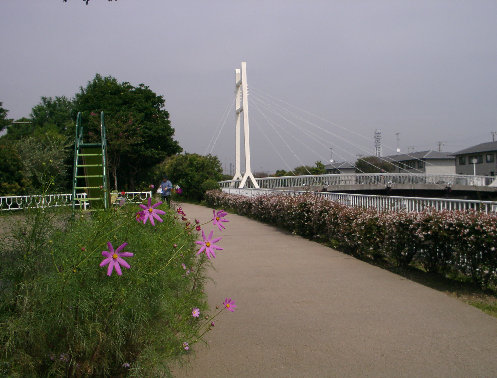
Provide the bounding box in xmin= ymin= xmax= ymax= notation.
xmin=205 ymin=190 xmax=497 ymax=289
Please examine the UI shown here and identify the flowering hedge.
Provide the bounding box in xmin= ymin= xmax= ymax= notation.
xmin=205 ymin=190 xmax=497 ymax=288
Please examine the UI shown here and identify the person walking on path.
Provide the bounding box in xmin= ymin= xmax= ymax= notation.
xmin=160 ymin=176 xmax=172 ymax=207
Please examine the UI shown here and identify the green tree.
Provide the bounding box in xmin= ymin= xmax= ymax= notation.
xmin=274 ymin=169 xmax=290 ymax=177
xmin=355 ymin=156 xmax=396 ymax=173
xmin=0 ymin=139 xmax=26 ymax=195
xmin=30 ymin=96 xmax=74 ymax=136
xmin=0 ymin=102 xmax=10 ymax=132
xmin=292 ymin=161 xmax=326 ymax=175
xmin=74 ymin=74 xmax=182 ymax=190
xmin=15 ymin=130 xmax=70 ymax=193
xmin=3 ymin=117 xmax=34 ymax=140
xmin=160 ymin=153 xmax=223 ymax=201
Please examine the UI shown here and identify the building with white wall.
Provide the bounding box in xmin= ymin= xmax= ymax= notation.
xmin=453 ymin=141 xmax=497 ymax=176
xmin=385 ymin=150 xmax=455 ymax=175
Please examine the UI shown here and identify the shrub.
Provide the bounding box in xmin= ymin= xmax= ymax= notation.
xmin=206 ymin=190 xmax=497 ymax=288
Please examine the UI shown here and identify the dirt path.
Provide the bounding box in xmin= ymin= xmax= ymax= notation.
xmin=171 ymin=202 xmax=497 ymax=377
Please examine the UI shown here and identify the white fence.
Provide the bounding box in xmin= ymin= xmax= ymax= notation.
xmin=219 ymin=173 xmax=497 ymax=189
xmin=221 ymin=188 xmax=497 ymax=214
xmin=0 ymin=191 xmax=152 ymax=211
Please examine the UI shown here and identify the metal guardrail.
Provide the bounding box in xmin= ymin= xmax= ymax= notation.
xmin=219 ymin=173 xmax=497 ymax=189
xmin=221 ymin=188 xmax=497 ymax=214
xmin=0 ymin=191 xmax=152 ymax=211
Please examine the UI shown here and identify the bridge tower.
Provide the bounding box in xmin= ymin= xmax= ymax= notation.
xmin=233 ymin=62 xmax=259 ymax=188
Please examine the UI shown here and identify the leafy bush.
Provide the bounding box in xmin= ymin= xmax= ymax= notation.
xmin=206 ymin=190 xmax=497 ymax=288
xmin=0 ymin=203 xmax=211 ymax=376
xmin=157 ymin=153 xmax=224 ymax=202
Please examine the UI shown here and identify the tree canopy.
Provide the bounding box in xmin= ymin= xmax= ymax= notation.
xmin=355 ymin=156 xmax=396 ymax=173
xmin=159 ymin=153 xmax=223 ymax=201
xmin=74 ymin=74 xmax=182 ymax=190
xmin=0 ymin=102 xmax=9 ymax=132
xmin=31 ymin=96 xmax=74 ymax=136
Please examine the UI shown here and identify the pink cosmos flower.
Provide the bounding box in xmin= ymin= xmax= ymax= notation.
xmin=135 ymin=211 xmax=146 ymax=223
xmin=176 ymin=187 xmax=183 ymax=194
xmin=192 ymin=308 xmax=200 ymax=317
xmin=139 ymin=197 xmax=166 ymax=226
xmin=195 ymin=230 xmax=223 ymax=259
xmin=223 ymin=297 xmax=237 ymax=312
xmin=212 ymin=210 xmax=229 ymax=231
xmin=183 ymin=342 xmax=189 ymax=351
xmin=99 ymin=242 xmax=133 ymax=276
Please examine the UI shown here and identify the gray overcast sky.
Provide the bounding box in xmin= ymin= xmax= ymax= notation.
xmin=1 ymin=0 xmax=496 ymax=173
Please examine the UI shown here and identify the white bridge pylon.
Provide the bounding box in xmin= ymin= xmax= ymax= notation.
xmin=233 ymin=62 xmax=259 ymax=189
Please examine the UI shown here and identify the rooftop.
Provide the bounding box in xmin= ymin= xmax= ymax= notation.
xmin=384 ymin=150 xmax=454 ymax=162
xmin=453 ymin=141 xmax=497 ymax=155
xmin=325 ymin=161 xmax=356 ymax=170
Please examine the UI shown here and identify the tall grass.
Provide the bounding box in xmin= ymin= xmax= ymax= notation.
xmin=0 ymin=203 xmax=209 ymax=376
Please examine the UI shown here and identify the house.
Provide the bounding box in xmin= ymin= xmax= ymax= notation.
xmin=325 ymin=161 xmax=356 ymax=174
xmin=453 ymin=141 xmax=497 ymax=176
xmin=384 ymin=150 xmax=455 ymax=175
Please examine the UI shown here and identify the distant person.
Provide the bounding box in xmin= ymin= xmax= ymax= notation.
xmin=160 ymin=176 xmax=173 ymax=207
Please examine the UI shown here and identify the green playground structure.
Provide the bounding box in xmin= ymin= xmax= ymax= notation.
xmin=72 ymin=112 xmax=110 ymax=211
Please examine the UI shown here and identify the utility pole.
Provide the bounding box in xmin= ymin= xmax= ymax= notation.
xmin=374 ymin=129 xmax=382 ymax=157
xmin=492 ymin=132 xmax=497 ymax=142
xmin=395 ymin=132 xmax=400 ymax=153
xmin=329 ymin=147 xmax=333 ymax=163
xmin=437 ymin=141 xmax=444 ymax=152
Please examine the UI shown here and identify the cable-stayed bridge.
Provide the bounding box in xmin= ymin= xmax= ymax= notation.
xmin=213 ymin=63 xmax=497 ymax=212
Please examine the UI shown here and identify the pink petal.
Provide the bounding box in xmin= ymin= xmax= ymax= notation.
xmin=152 ymin=201 xmax=163 ymax=208
xmin=212 ymin=245 xmax=223 ymax=250
xmin=107 ymin=260 xmax=115 ymax=276
xmin=207 ymin=230 xmax=214 ymax=240
xmin=107 ymin=242 xmax=114 ymax=252
xmin=195 ymin=241 xmax=203 ymax=245
xmin=119 ymin=252 xmax=133 ymax=257
xmin=100 ymin=257 xmax=112 ymax=267
xmin=117 ymin=258 xmax=130 ymax=269
xmin=152 ymin=213 xmax=164 ymax=223
xmin=139 ymin=204 xmax=147 ymax=210
xmin=154 ymin=209 xmax=166 ymax=215
xmin=116 ymin=242 xmax=128 ymax=253
xmin=101 ymin=251 xmax=111 ymax=257
xmin=114 ymin=261 xmax=123 ymax=276
xmin=212 ymin=237 xmax=222 ymax=243
xmin=150 ymin=216 xmax=156 ymax=226
xmin=201 ymin=229 xmax=206 ymax=241
xmin=147 ymin=197 xmax=152 ymax=207
xmin=196 ymin=246 xmax=206 ymax=255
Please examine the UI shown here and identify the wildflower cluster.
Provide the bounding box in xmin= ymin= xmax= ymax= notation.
xmin=206 ymin=190 xmax=497 ymax=288
xmin=0 ymin=193 xmax=236 ymax=377
xmin=173 ymin=205 xmax=236 ymax=350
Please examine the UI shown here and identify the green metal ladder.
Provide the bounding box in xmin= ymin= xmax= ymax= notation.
xmin=72 ymin=112 xmax=109 ymax=211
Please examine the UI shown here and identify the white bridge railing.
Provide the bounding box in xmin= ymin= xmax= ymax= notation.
xmin=220 ymin=173 xmax=497 ymax=189
xmin=221 ymin=188 xmax=497 ymax=214
xmin=0 ymin=191 xmax=152 ymax=211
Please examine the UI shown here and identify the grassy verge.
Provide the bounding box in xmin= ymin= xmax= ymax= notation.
xmin=0 ymin=202 xmax=212 ymax=376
